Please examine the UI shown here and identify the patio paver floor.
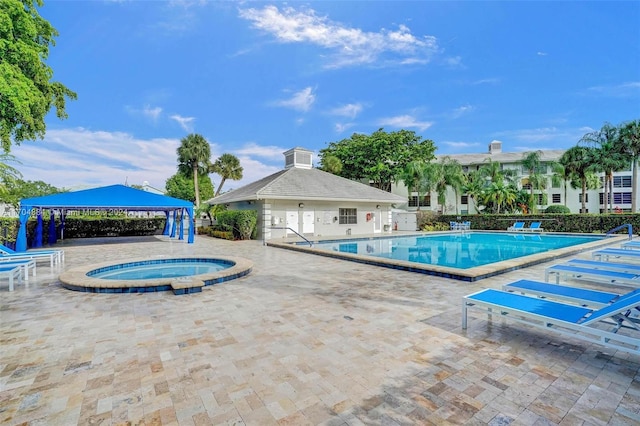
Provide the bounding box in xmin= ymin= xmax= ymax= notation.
xmin=1 ymin=235 xmax=639 ymax=425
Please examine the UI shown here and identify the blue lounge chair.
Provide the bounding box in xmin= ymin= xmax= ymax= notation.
xmin=462 ymin=289 xmax=640 ymax=355
xmin=545 ymin=264 xmax=640 ymax=287
xmin=503 ymin=279 xmax=640 ymax=308
xmin=0 ymin=243 xmax=63 ymax=269
xmin=592 ymin=248 xmax=640 ymax=263
xmin=525 ymin=221 xmax=543 ymax=232
xmin=450 ymin=221 xmax=459 ymax=230
xmin=0 ymin=259 xmax=36 ymax=281
xmin=507 ymin=221 xmax=525 ymax=232
xmin=566 ymin=259 xmax=640 ymax=274
xmin=622 ymin=240 xmax=640 ymax=250
xmin=0 ymin=264 xmax=23 ymax=291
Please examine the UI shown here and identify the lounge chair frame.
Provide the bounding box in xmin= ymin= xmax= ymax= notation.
xmin=502 ymin=279 xmax=631 ymax=308
xmin=545 ymin=264 xmax=640 ymax=287
xmin=507 ymin=221 xmax=525 ymax=232
xmin=0 ymin=244 xmax=63 ymax=269
xmin=592 ymin=248 xmax=640 ymax=262
xmin=462 ymin=289 xmax=640 ymax=355
xmin=0 ymin=264 xmax=23 ymax=291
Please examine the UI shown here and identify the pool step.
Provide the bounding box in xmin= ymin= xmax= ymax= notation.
xmin=171 ymin=277 xmax=204 ymax=295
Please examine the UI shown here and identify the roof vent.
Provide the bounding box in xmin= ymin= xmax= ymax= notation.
xmin=283 ymin=147 xmax=313 ymax=169
xmin=488 ymin=140 xmax=502 ymax=154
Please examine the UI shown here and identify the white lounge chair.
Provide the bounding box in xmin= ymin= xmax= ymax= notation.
xmin=0 ymin=259 xmax=36 ymax=281
xmin=545 ymin=263 xmax=640 ymax=287
xmin=507 ymin=221 xmax=525 ymax=232
xmin=462 ymin=288 xmax=640 ymax=356
xmin=503 ymin=278 xmax=640 ymax=308
xmin=566 ymin=259 xmax=640 ymax=274
xmin=0 ymin=264 xmax=23 ymax=291
xmin=592 ymin=248 xmax=640 ymax=263
xmin=524 ymin=221 xmax=543 ymax=232
xmin=622 ymin=240 xmax=640 ymax=250
xmin=0 ymin=244 xmax=63 ymax=269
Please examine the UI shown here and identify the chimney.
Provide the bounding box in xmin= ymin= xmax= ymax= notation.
xmin=283 ymin=147 xmax=313 ymax=169
xmin=488 ymin=140 xmax=502 ymax=154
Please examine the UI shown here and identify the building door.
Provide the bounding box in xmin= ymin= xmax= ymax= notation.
xmin=285 ymin=211 xmax=298 ymax=235
xmin=373 ymin=211 xmax=381 ymax=233
xmin=302 ymin=211 xmax=314 ymax=234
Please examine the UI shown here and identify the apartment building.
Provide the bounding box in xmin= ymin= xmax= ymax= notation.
xmin=394 ymin=141 xmax=637 ymax=214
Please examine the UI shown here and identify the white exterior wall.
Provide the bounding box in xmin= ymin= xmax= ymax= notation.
xmin=392 ymin=158 xmax=638 ymax=214
xmin=224 ymin=200 xmax=395 ymax=242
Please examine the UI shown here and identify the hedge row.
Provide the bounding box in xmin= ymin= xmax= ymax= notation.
xmin=0 ymin=217 xmax=166 ymax=248
xmin=434 ymin=213 xmax=640 ymax=235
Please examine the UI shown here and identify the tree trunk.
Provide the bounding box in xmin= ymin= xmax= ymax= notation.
xmin=633 ymin=159 xmax=639 ymax=213
xmin=193 ymin=164 xmax=200 ymax=207
xmin=581 ymin=179 xmax=587 ymax=213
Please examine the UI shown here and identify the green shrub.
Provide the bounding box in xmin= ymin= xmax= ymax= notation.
xmin=215 ymin=210 xmax=258 ymax=240
xmin=545 ymin=205 xmax=571 ymax=214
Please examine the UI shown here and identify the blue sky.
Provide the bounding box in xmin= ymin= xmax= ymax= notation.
xmin=12 ymin=1 xmax=640 ymax=192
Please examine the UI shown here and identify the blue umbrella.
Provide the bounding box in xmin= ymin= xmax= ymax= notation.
xmin=34 ymin=210 xmax=43 ymax=248
xmin=48 ymin=210 xmax=57 ymax=244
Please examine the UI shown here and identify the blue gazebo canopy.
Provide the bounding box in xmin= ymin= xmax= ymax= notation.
xmin=17 ymin=184 xmax=195 ymax=250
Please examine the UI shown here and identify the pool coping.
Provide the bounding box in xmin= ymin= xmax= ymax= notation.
xmin=266 ymin=231 xmax=627 ymax=282
xmin=58 ymin=255 xmax=253 ymax=293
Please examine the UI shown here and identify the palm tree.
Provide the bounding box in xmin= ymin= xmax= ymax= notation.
xmin=177 ymin=133 xmax=211 ymax=207
xmin=559 ymin=146 xmax=598 ymax=213
xmin=551 ymin=163 xmax=571 ymax=207
xmin=618 ymin=119 xmax=640 ymax=212
xmin=462 ymin=171 xmax=486 ymax=214
xmin=399 ymin=160 xmax=427 ymax=209
xmin=319 ymin=154 xmax=343 ymax=175
xmin=211 ymin=153 xmax=244 ymax=197
xmin=482 ymin=180 xmax=517 ymax=214
xmin=519 ymin=150 xmax=546 ymax=213
xmin=579 ymin=123 xmax=627 ymax=213
xmin=442 ymin=157 xmax=465 ymax=214
xmin=478 ymin=159 xmax=517 ymax=185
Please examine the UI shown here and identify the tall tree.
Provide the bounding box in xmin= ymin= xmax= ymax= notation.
xmin=579 ymin=123 xmax=627 ymax=213
xmin=165 ymin=172 xmax=214 ymax=204
xmin=210 ymin=153 xmax=243 ymax=197
xmin=478 ymin=159 xmax=517 ymax=185
xmin=462 ymin=171 xmax=486 ymax=214
xmin=318 ymin=154 xmax=343 ymax=175
xmin=559 ymin=146 xmax=598 ymax=213
xmin=519 ymin=151 xmax=547 ymax=213
xmin=618 ymin=119 xmax=640 ymax=212
xmin=482 ymin=180 xmax=517 ymax=214
xmin=398 ymin=160 xmax=427 ymax=210
xmin=0 ymin=0 xmax=77 ymax=152
xmin=442 ymin=157 xmax=465 ymax=215
xmin=319 ymin=128 xmax=436 ymax=192
xmin=551 ymin=163 xmax=571 ymax=207
xmin=176 ymin=133 xmax=211 ymax=207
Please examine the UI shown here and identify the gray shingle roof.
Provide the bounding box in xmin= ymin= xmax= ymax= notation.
xmin=439 ymin=149 xmax=566 ymax=165
xmin=207 ymin=167 xmax=406 ymax=205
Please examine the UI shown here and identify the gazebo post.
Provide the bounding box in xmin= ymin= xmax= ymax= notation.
xmin=178 ymin=208 xmax=184 ymax=240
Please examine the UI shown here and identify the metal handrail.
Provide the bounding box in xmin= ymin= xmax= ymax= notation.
xmin=605 ymin=223 xmax=634 ymax=240
xmin=270 ymin=227 xmax=313 ymax=247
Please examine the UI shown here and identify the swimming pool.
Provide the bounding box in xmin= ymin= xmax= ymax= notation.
xmin=312 ymin=233 xmax=603 ymax=269
xmin=59 ymin=256 xmax=253 ymax=294
xmin=88 ymin=258 xmax=231 ymax=280
xmin=268 ymin=231 xmax=621 ymax=281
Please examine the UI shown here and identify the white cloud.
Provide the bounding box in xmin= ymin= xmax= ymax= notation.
xmin=377 ymin=115 xmax=434 ymax=132
xmin=170 ymin=114 xmax=196 ymax=132
xmin=451 ymin=104 xmax=474 ymax=118
xmin=443 ymin=56 xmax=463 ymax=68
xmin=493 ymin=126 xmax=590 ymax=146
xmin=329 ymin=103 xmax=363 ymax=119
xmin=239 ymin=5 xmax=440 ymax=68
xmin=143 ymin=105 xmax=163 ymax=121
xmin=125 ymin=104 xmax=163 ymax=122
xmin=471 ymin=78 xmax=500 ymax=85
xmin=537 ymin=51 xmax=548 ymax=56
xmin=273 ymin=87 xmax=316 ymax=112
xmin=11 ymin=128 xmax=181 ymax=190
xmin=335 ymin=122 xmax=355 ymax=133
xmin=586 ymin=81 xmax=640 ymax=97
xmin=231 ymin=142 xmax=287 ymax=160
xmin=441 ymin=141 xmax=481 ymax=150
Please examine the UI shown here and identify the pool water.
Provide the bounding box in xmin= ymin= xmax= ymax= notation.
xmin=88 ymin=260 xmax=230 ymax=280
xmin=311 ymin=232 xmax=603 ymax=269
